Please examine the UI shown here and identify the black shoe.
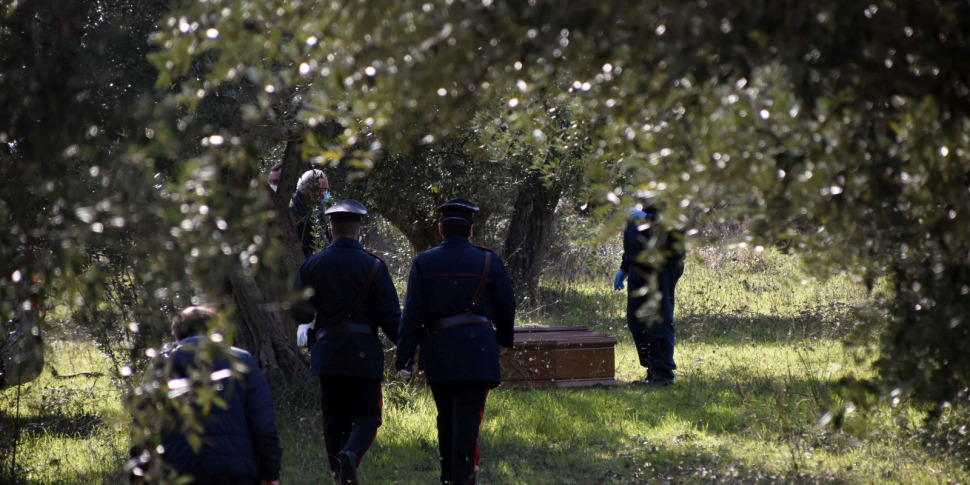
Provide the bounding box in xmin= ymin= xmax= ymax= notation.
xmin=647 ymin=375 xmax=674 ymax=387
xmin=337 ymin=451 xmax=358 ymax=484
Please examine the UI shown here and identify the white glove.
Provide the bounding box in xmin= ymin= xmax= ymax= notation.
xmin=397 ymin=368 xmax=412 ymax=381
xmin=296 ymin=323 xmax=313 ymax=347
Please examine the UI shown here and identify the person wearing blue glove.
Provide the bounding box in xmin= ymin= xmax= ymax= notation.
xmin=612 ymin=209 xmax=644 ymax=290
xmin=613 ymin=269 xmax=627 ymax=290
xmin=614 ymin=205 xmax=685 ymax=386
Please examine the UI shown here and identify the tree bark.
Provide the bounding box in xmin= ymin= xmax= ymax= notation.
xmin=269 ymin=139 xmax=307 ymax=283
xmin=382 ymin=208 xmax=441 ymax=253
xmin=501 ymin=171 xmax=562 ymax=294
xmin=228 ymin=270 xmax=307 ymax=381
xmin=223 ymin=138 xmax=309 ymax=380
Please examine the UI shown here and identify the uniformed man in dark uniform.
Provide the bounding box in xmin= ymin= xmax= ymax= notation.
xmin=613 ymin=205 xmax=686 ymax=386
xmin=291 ymin=199 xmax=401 ymax=485
xmin=395 ymin=198 xmax=515 ymax=485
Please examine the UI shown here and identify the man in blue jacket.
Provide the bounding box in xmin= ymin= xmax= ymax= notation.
xmin=292 ymin=199 xmax=401 ymax=484
xmin=156 ymin=306 xmax=282 ymax=485
xmin=614 ymin=205 xmax=686 ymax=386
xmin=396 ymin=198 xmax=516 ymax=485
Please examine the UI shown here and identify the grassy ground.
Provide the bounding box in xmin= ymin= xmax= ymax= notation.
xmin=2 ymin=246 xmax=968 ymax=483
xmin=0 ymin=341 xmax=130 ymax=484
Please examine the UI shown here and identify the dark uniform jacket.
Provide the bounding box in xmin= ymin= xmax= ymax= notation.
xmin=292 ymin=238 xmax=401 ymax=380
xmin=160 ymin=337 xmax=282 ymax=485
xmin=395 ymin=236 xmax=515 ymax=385
xmin=621 ymin=214 xmax=686 ymax=289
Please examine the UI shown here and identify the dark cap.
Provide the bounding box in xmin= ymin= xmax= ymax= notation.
xmin=325 ymin=199 xmax=367 ymax=222
xmin=436 ymin=198 xmax=479 ymax=222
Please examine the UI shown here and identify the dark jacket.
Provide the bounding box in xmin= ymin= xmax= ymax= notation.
xmin=290 ymin=191 xmax=328 ymax=258
xmin=161 ymin=337 xmax=282 ymax=485
xmin=621 ymin=213 xmax=686 ymax=290
xmin=292 ymin=238 xmax=401 ymax=380
xmin=395 ymin=236 xmax=515 ymax=385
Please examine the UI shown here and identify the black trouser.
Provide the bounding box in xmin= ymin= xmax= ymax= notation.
xmin=627 ymin=263 xmax=683 ymax=380
xmin=430 ymin=381 xmax=490 ymax=485
xmin=319 ymin=377 xmax=382 ymax=475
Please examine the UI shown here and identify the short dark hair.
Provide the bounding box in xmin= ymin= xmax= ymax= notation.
xmin=171 ymin=306 xmax=217 ymax=340
xmin=440 ymin=218 xmax=472 ymax=237
xmin=330 ymin=219 xmax=361 ymax=239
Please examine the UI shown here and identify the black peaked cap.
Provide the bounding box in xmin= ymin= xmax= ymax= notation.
xmin=325 ymin=199 xmax=368 ymax=221
xmin=436 ymin=198 xmax=479 ymax=222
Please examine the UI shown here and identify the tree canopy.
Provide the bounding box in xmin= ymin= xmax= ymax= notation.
xmin=2 ymin=0 xmax=969 ymax=414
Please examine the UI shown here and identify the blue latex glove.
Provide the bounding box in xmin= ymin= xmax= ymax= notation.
xmin=632 ymin=209 xmax=647 ymax=219
xmin=613 ymin=269 xmax=627 ymax=290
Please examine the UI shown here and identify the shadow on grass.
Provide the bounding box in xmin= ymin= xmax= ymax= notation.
xmin=679 ymin=311 xmax=853 ymax=342
xmin=533 ymin=281 xmax=850 ymax=343
xmin=0 ymin=408 xmax=115 ymax=485
xmin=473 ymin=380 xmax=849 ymax=484
xmin=0 ymin=410 xmax=104 ymax=443
xmin=270 ymin=366 xmax=851 ymax=484
xmin=0 ymin=468 xmax=127 ymax=485
xmin=535 ymin=278 xmax=854 ymax=342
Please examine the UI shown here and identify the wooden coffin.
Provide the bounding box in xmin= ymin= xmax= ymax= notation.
xmin=500 ymin=326 xmax=617 ymax=389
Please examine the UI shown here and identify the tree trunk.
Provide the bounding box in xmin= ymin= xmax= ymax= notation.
xmin=228 ymin=270 xmax=307 ymax=381
xmin=268 ymin=138 xmax=307 ymax=299
xmin=223 ymin=138 xmax=309 ymax=380
xmin=397 ymin=215 xmax=441 ymax=252
xmin=501 ymin=172 xmax=562 ymax=294
xmin=379 ymin=207 xmax=442 ymax=253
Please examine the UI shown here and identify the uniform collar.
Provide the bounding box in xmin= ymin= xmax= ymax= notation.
xmin=328 ymin=237 xmax=364 ymax=250
xmin=441 ymin=235 xmax=472 ymax=247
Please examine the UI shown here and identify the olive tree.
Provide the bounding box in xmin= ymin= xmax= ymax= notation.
xmin=146 ymin=0 xmax=970 ymax=411
xmin=4 ymin=0 xmax=968 ymax=422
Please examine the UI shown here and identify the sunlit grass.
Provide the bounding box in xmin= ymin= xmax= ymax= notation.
xmin=0 ymin=340 xmax=128 ymax=484
xmin=2 ymin=245 xmax=967 ymax=483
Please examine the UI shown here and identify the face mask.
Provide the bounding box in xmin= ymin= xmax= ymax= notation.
xmin=322 ymin=190 xmax=331 ymax=204
xmin=269 ymin=184 xmax=279 ymax=192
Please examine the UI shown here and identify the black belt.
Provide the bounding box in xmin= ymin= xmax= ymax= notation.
xmin=432 ymin=313 xmax=491 ymax=333
xmin=315 ymin=323 xmax=374 ymax=340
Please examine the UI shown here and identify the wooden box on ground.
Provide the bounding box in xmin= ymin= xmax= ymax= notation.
xmin=500 ymin=326 xmax=617 ymax=389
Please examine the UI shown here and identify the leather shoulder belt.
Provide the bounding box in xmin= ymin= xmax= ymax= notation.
xmin=432 ymin=251 xmax=492 ymax=333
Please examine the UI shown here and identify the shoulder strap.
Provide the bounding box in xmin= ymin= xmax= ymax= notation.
xmin=348 ymin=257 xmax=382 ymax=317
xmin=466 ymin=250 xmax=492 ymax=312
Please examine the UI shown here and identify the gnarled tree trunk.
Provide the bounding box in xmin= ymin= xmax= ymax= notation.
xmin=501 ymin=172 xmax=562 ymax=294
xmin=224 ymin=138 xmax=309 ymax=380
xmin=228 ymin=270 xmax=306 ymax=381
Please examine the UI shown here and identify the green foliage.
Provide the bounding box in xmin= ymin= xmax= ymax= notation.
xmin=3 ymin=0 xmax=969 ymax=461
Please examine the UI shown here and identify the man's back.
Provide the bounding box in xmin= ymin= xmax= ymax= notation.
xmin=161 ymin=338 xmax=282 ymax=485
xmin=293 ymin=238 xmax=400 ymax=379
xmin=396 ymin=235 xmax=515 ymax=384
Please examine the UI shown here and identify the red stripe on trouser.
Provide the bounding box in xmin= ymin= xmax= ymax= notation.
xmin=473 ymin=386 xmax=489 ymax=474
